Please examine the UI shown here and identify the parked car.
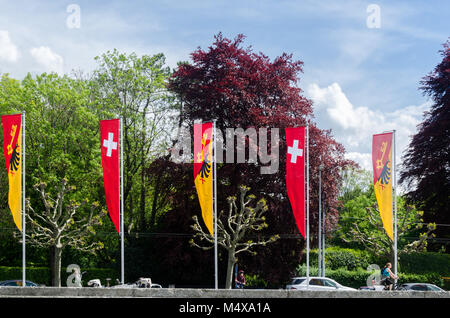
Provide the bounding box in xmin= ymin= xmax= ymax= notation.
xmin=112 ymin=277 xmax=162 ymax=288
xmin=399 ymin=283 xmax=445 ymax=292
xmin=286 ymin=277 xmax=356 ymax=291
xmin=150 ymin=283 xmax=162 ymax=288
xmin=0 ymin=280 xmax=39 ymax=287
xmin=358 ymin=285 xmax=385 ymax=291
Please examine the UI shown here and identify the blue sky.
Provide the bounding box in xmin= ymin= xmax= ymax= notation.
xmin=0 ymin=0 xmax=448 ymax=171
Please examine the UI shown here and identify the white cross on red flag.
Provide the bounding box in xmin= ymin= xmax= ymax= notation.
xmin=285 ymin=127 xmax=306 ymax=238
xmin=100 ymin=119 xmax=120 ymax=234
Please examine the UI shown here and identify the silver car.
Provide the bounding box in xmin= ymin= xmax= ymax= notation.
xmin=286 ymin=277 xmax=356 ymax=291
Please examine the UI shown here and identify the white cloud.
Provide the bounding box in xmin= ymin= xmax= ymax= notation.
xmin=0 ymin=30 xmax=19 ymax=62
xmin=30 ymin=46 xmax=64 ymax=74
xmin=307 ymin=82 xmax=431 ymax=171
xmin=345 ymin=152 xmax=372 ymax=171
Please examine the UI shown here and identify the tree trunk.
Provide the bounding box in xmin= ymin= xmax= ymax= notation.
xmin=51 ymin=245 xmax=63 ymax=287
xmin=149 ymin=172 xmax=162 ymax=229
xmin=225 ymin=248 xmax=236 ymax=289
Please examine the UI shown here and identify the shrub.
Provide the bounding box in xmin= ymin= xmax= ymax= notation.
xmin=0 ymin=266 xmax=50 ymax=286
xmin=399 ymin=252 xmax=450 ymax=275
xmin=305 ymin=247 xmax=376 ymax=271
xmin=0 ymin=266 xmax=118 ymax=287
xmin=294 ymin=264 xmax=448 ymax=290
xmin=244 ymin=274 xmax=269 ymax=289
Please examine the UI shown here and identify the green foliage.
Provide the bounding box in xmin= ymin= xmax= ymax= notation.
xmin=399 ymin=252 xmax=450 ymax=275
xmin=337 ymin=169 xmax=436 ymax=259
xmin=0 ymin=266 xmax=118 ymax=287
xmin=244 ymin=274 xmax=269 ymax=289
xmin=295 ymin=264 xmax=447 ymax=289
xmin=0 ymin=266 xmax=51 ymax=286
xmin=307 ymin=247 xmax=376 ymax=271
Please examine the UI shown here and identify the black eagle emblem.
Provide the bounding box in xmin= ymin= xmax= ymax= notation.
xmin=9 ymin=144 xmax=20 ymax=173
xmin=377 ymin=159 xmax=391 ymax=185
xmin=199 ymin=148 xmax=211 ymax=180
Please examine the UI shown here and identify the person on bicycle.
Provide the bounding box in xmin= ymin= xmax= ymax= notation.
xmin=235 ymin=270 xmax=246 ymax=289
xmin=381 ymin=262 xmax=398 ymax=290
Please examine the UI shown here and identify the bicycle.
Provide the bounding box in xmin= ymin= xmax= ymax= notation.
xmin=382 ymin=280 xmax=405 ymax=291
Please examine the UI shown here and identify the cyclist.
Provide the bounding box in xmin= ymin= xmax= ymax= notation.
xmin=381 ymin=262 xmax=398 ymax=290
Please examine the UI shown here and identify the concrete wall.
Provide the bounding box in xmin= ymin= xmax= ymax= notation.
xmin=0 ymin=287 xmax=449 ymax=298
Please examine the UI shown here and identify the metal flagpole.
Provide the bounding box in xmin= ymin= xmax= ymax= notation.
xmin=393 ymin=130 xmax=397 ymax=276
xmin=120 ymin=118 xmax=125 ymax=284
xmin=306 ymin=121 xmax=310 ymax=288
xmin=22 ymin=111 xmax=26 ymax=287
xmin=322 ymin=198 xmax=325 ymax=277
xmin=213 ymin=120 xmax=218 ymax=289
xmin=318 ymin=164 xmax=322 ymax=277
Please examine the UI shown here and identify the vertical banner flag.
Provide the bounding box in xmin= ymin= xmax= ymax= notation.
xmin=285 ymin=127 xmax=306 ymax=238
xmin=193 ymin=122 xmax=214 ymax=235
xmin=2 ymin=114 xmax=22 ymax=231
xmin=100 ymin=119 xmax=120 ymax=234
xmin=372 ymin=132 xmax=393 ymax=240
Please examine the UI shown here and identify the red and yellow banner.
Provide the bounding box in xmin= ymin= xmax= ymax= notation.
xmin=2 ymin=114 xmax=22 ymax=231
xmin=193 ymin=122 xmax=213 ymax=235
xmin=372 ymin=132 xmax=393 ymax=240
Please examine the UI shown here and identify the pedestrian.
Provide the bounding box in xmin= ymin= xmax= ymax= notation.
xmin=235 ymin=270 xmax=246 ymax=289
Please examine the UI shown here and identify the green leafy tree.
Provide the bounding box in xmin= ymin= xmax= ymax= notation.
xmin=0 ymin=73 xmax=106 ymax=285
xmin=337 ymin=170 xmax=436 ymax=264
xmin=26 ymin=180 xmax=105 ymax=287
xmin=91 ymin=49 xmax=177 ymax=232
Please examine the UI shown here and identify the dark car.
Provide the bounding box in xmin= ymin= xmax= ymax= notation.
xmin=0 ymin=280 xmax=39 ymax=287
xmin=400 ymin=283 xmax=444 ymax=292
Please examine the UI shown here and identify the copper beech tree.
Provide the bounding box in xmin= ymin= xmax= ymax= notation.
xmin=159 ymin=33 xmax=352 ymax=286
xmin=190 ymin=185 xmax=279 ymax=289
xmin=400 ymin=40 xmax=450 ymax=251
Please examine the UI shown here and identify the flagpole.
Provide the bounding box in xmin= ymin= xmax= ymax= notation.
xmin=306 ymin=121 xmax=310 ymax=288
xmin=120 ymin=118 xmax=125 ymax=284
xmin=322 ymin=198 xmax=326 ymax=277
xmin=213 ymin=120 xmax=218 ymax=289
xmin=393 ymin=130 xmax=397 ymax=276
xmin=318 ymin=163 xmax=322 ymax=277
xmin=22 ymin=111 xmax=26 ymax=287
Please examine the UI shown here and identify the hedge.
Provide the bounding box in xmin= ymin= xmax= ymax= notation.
xmin=305 ymin=247 xmax=450 ymax=276
xmin=0 ymin=266 xmax=119 ymax=287
xmin=399 ymin=252 xmax=450 ymax=275
xmin=295 ymin=265 xmax=447 ymax=290
xmin=0 ymin=266 xmax=50 ymax=285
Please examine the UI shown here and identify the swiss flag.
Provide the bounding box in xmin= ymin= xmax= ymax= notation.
xmin=285 ymin=127 xmax=306 ymax=238
xmin=100 ymin=119 xmax=120 ymax=234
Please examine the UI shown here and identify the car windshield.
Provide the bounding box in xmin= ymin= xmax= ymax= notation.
xmin=290 ymin=278 xmax=306 ymax=285
xmin=427 ymin=285 xmax=442 ymax=291
xmin=323 ymin=279 xmax=338 ymax=288
xmin=411 ymin=285 xmax=427 ymax=291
